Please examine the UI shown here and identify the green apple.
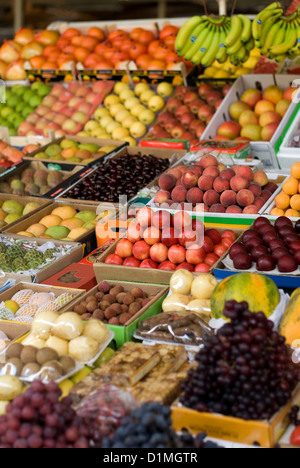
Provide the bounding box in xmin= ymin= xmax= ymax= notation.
xmin=140 ymin=90 xmax=156 ymax=105
xmin=130 ymin=104 xmax=147 ymax=118
xmin=94 ymin=108 xmax=110 ymax=122
xmin=84 ymin=120 xmax=100 ymax=134
xmin=130 ymin=122 xmax=147 ymax=139
xmin=112 ymin=127 xmax=130 ymax=140
xmin=115 ymin=109 xmax=131 ymax=123
xmin=148 ymin=95 xmax=165 ymax=112
xmin=139 ymin=109 xmax=155 ymax=125
xmin=114 ymin=82 xmax=130 ymax=95
xmin=1 ymin=107 xmax=13 ymax=119
xmin=134 ymin=82 xmax=150 ymax=97
xmin=119 ymin=89 xmax=135 ymax=103
xmin=109 ymin=103 xmax=125 ymax=118
xmin=157 ymin=82 xmax=174 ymax=98
xmin=124 ymin=97 xmax=140 ymax=111
xmin=122 ymin=116 xmax=138 ymax=129
xmin=104 ymin=94 xmax=121 ymax=109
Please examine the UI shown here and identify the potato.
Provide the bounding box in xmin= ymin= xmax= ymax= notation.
xmin=69 ymin=336 xmax=99 ymax=362
xmin=52 ymin=312 xmax=84 ymax=341
xmin=83 ymin=319 xmax=108 ymax=343
xmin=162 ymin=294 xmax=190 ymax=313
xmin=0 ymin=376 xmax=23 ymax=401
xmin=170 ymin=270 xmax=194 ymax=295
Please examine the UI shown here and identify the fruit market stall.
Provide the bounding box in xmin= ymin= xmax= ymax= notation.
xmin=0 ymin=0 xmax=300 ymax=451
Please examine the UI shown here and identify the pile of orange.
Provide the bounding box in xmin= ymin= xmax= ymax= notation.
xmin=272 ymin=162 xmax=300 ymax=218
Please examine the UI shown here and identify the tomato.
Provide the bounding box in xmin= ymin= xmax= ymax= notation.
xmin=290 ymin=426 xmax=300 ymax=446
xmin=165 ymin=51 xmax=181 ymax=63
xmin=62 ymin=28 xmax=81 ymax=39
xmin=105 ymin=254 xmax=123 ymax=265
xmin=163 ymin=35 xmax=177 ymax=49
xmin=74 ymin=47 xmax=90 ymax=63
xmin=110 ymin=50 xmax=130 ymax=64
xmin=129 ymin=28 xmax=144 ymax=42
xmin=153 ymin=42 xmax=169 ymax=61
xmin=148 ymin=40 xmax=160 ymax=56
xmin=160 ymin=25 xmax=179 ymax=41
xmin=120 ymin=39 xmax=136 ymax=53
xmin=108 ymin=29 xmax=128 ymax=42
xmin=147 ymin=59 xmax=166 ymax=70
xmin=88 ymin=27 xmax=105 ymax=42
xmin=103 ymin=46 xmax=117 ymax=62
xmin=84 ymin=53 xmax=102 ymax=68
xmin=138 ymin=30 xmax=156 ymax=45
xmin=136 ymin=54 xmax=152 ymax=69
xmin=129 ymin=43 xmax=147 ymax=61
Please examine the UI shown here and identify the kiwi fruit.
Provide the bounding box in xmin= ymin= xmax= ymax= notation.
xmin=40 ymin=360 xmax=63 ymax=381
xmin=7 ymin=357 xmax=23 ymax=375
xmin=59 ymin=355 xmax=76 ymax=374
xmin=21 ymin=362 xmax=41 ymax=379
xmin=36 ymin=347 xmax=59 ymax=366
xmin=6 ymin=342 xmax=23 ymax=360
xmin=20 ymin=346 xmax=38 ymax=365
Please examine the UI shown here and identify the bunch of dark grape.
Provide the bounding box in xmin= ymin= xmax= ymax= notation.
xmin=64 ymin=154 xmax=169 ymax=203
xmin=180 ymin=301 xmax=300 ymax=421
xmin=289 ymin=405 xmax=300 ymax=426
xmin=0 ymin=381 xmax=92 ymax=448
xmin=102 ymin=402 xmax=222 ymax=448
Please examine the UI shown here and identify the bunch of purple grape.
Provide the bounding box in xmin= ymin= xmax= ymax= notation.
xmin=0 ymin=381 xmax=93 ymax=448
xmin=180 ymin=300 xmax=300 ymax=421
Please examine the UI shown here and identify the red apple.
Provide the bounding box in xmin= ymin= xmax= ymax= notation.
xmin=127 ymin=222 xmax=143 ymax=243
xmin=105 ymin=254 xmax=123 ymax=265
xmin=175 ymin=262 xmax=194 ymax=272
xmin=194 ymin=263 xmax=210 ymax=273
xmin=168 ymin=244 xmax=186 ymax=264
xmin=173 ymin=211 xmax=192 ymax=232
xmin=161 ymin=227 xmax=179 ymax=247
xmin=186 ymin=244 xmax=205 ymax=264
xmin=150 ymin=243 xmax=169 ymax=263
xmin=123 ymin=257 xmax=141 ymax=268
xmin=115 ymin=238 xmax=134 ymax=258
xmin=132 ymin=240 xmax=151 ymax=261
xmin=152 ymin=210 xmax=173 ymax=230
xmin=140 ymin=259 xmax=158 ymax=269
xmin=143 ymin=227 xmax=161 ymax=246
xmin=158 ymin=261 xmax=177 ymax=271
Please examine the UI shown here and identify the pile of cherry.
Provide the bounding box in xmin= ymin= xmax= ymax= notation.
xmin=229 ymin=216 xmax=300 ymax=273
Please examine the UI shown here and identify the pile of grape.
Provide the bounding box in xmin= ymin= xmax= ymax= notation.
xmin=102 ymin=402 xmax=222 ymax=448
xmin=0 ymin=381 xmax=92 ymax=448
xmin=180 ymin=301 xmax=300 ymax=421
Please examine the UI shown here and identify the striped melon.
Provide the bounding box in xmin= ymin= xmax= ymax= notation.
xmin=211 ymin=273 xmax=280 ymax=319
xmin=279 ymin=288 xmax=300 ymax=346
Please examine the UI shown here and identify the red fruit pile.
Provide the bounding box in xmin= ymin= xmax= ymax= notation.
xmin=105 ymin=207 xmax=237 ymax=273
xmin=154 ymin=154 xmax=277 ymax=215
xmin=229 ymin=216 xmax=300 ymax=273
xmin=148 ymin=83 xmax=230 ymax=145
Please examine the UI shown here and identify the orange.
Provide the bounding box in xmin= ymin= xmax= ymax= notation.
xmin=291 ymin=162 xmax=300 ymax=180
xmin=290 ymin=194 xmax=300 ymax=211
xmin=285 ymin=209 xmax=299 ymax=218
xmin=282 ymin=177 xmax=299 ymax=196
xmin=270 ymin=208 xmax=285 ymax=217
xmin=275 ymin=192 xmax=290 ymax=210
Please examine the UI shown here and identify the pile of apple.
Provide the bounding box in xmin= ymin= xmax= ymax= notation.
xmin=18 ymin=81 xmax=114 ymax=138
xmin=153 ymin=153 xmax=277 ymax=215
xmin=80 ymin=81 xmax=172 ymax=146
xmin=147 ymin=83 xmax=230 ymax=145
xmin=216 ymin=85 xmax=297 ymax=142
xmin=105 ymin=206 xmax=238 ymax=273
xmin=0 ymin=139 xmax=24 ymax=168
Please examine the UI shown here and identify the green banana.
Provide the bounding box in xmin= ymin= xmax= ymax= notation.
xmin=236 ymin=45 xmax=248 ymax=63
xmin=269 ymin=21 xmax=297 ymax=57
xmin=261 ymin=18 xmax=283 ymax=55
xmin=224 ymin=15 xmax=243 ymax=48
xmin=241 ymin=50 xmax=250 ymax=63
xmin=178 ymin=22 xmax=207 ymax=58
xmin=175 ymin=16 xmax=202 ymax=52
xmin=238 ymin=14 xmax=252 ymax=43
xmin=230 ymin=54 xmax=240 ymax=66
xmin=184 ymin=22 xmax=211 ymax=61
xmin=260 ymin=13 xmax=283 ymax=51
xmin=201 ymin=28 xmax=221 ymax=67
xmin=245 ymin=36 xmax=255 ymax=51
xmin=226 ymin=39 xmax=244 ymax=56
xmin=253 ymin=8 xmax=283 ymax=42
xmin=191 ymin=24 xmax=215 ymax=65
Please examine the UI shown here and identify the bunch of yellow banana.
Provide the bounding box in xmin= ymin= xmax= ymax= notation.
xmin=253 ymin=2 xmax=300 ymax=62
xmin=175 ymin=14 xmax=253 ymax=68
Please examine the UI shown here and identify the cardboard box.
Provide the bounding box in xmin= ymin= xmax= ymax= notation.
xmin=65 ymin=280 xmax=168 ymax=349
xmin=0 ymin=160 xmax=84 ymax=199
xmin=23 ymin=135 xmax=127 ymax=169
xmin=190 ymin=140 xmax=252 ymax=159
xmin=94 ymin=225 xmax=246 ymax=285
xmin=201 ymin=74 xmax=297 ymax=170
xmin=213 ymin=220 xmax=300 ymax=289
xmin=0 ymin=282 xmax=85 ymax=321
xmin=0 ymin=194 xmax=51 ymax=231
xmin=42 ymin=263 xmax=97 ymax=291
xmin=0 ymin=234 xmax=83 ymax=283
xmin=79 ymin=242 xmax=115 ymax=265
xmin=56 ymin=145 xmax=187 ymax=206
xmin=171 ymin=383 xmax=300 ymax=448
xmin=2 ymin=201 xmax=115 ymax=256
xmin=0 ymin=321 xmax=31 ymax=346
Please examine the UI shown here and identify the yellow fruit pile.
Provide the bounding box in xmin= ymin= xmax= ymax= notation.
xmin=272 ymin=163 xmax=300 ymax=217
xmin=199 ymin=47 xmax=261 ymax=79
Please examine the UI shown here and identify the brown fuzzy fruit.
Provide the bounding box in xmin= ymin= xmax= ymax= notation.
xmin=74 ymin=304 xmax=87 ymax=315
xmin=97 ymin=281 xmax=111 ymax=293
xmin=110 ymin=286 xmax=124 ymax=297
xmin=119 ymin=313 xmax=132 ymax=325
xmin=82 ymin=313 xmax=92 ymax=321
xmin=93 ymin=310 xmax=105 ymax=321
xmin=86 ymin=301 xmax=98 ymax=313
xmin=116 ymin=293 xmax=127 ymax=304
xmin=36 ymin=347 xmax=59 ymax=366
xmin=6 ymin=342 xmax=23 ymax=359
xmin=20 ymin=346 xmax=38 ymax=365
xmin=123 ymin=294 xmax=135 ymax=306
xmin=108 ymin=317 xmax=119 ymax=325
xmin=129 ymin=302 xmax=142 ymax=315
xmin=130 ymin=287 xmax=145 ymax=299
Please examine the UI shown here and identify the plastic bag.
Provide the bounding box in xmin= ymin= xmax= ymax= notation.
xmin=136 ymin=312 xmax=213 ymax=346
xmin=76 ymin=385 xmax=139 ymax=444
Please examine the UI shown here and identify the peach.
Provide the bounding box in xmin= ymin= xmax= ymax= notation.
xmin=283 ymin=87 xmax=298 ymax=102
xmin=203 ymin=190 xmax=220 ymax=207
xmin=136 ymin=207 xmax=153 ymax=227
xmin=198 ymin=175 xmax=214 ymax=191
xmin=248 ymin=182 xmax=262 ymax=198
xmin=203 ymin=167 xmax=219 ymax=178
xmin=236 ymin=189 xmax=255 ymax=207
xmin=220 ymin=190 xmax=237 ymax=207
xmin=171 ymin=185 xmax=187 ymax=203
xmin=239 ymin=110 xmax=259 ymax=127
xmin=127 ymin=222 xmax=143 ymax=243
xmin=178 ymin=228 xmax=199 ymax=247
xmin=143 ymin=227 xmax=161 ymax=245
xmin=182 ymin=171 xmax=198 ymax=189
xmin=243 ymin=205 xmax=259 ymax=214
xmin=209 ymin=204 xmax=226 ymax=213
xmin=132 ymin=240 xmax=150 ymax=261
xmin=275 ymin=192 xmax=290 ymax=210
xmin=230 ymin=175 xmax=249 ymax=191
xmin=220 ymin=168 xmax=235 ymax=180
xmin=235 ymin=165 xmax=253 ymax=182
xmin=283 ymin=177 xmax=299 ymax=196
xmin=262 ymin=85 xmax=283 ymax=105
xmin=226 ymin=205 xmax=242 ymax=214
xmin=115 ymin=238 xmax=133 ymax=258
xmin=213 ymin=177 xmax=230 ymax=193
xmin=154 ymin=190 xmax=170 ymax=205
xmin=198 ymin=154 xmax=218 ymax=168
xmin=276 ymin=99 xmax=290 ymax=117
xmin=150 ymin=243 xmax=168 ymax=263
xmin=254 ymin=100 xmax=275 ymax=116
xmin=241 ymin=89 xmax=262 ymax=109
xmin=261 ymin=122 xmax=279 ymax=141
xmin=259 ymin=111 xmax=281 ymax=128
xmin=253 ymin=197 xmax=266 ymax=210
xmin=264 ymin=182 xmax=278 ymax=194
xmin=193 ymin=203 xmax=209 ymax=213
xmin=173 ymin=211 xmax=192 ymax=232
xmin=229 ymin=101 xmax=252 ymax=121
xmin=217 ymin=121 xmax=241 ymax=140
xmin=253 ymin=171 xmax=268 ymax=187
xmin=186 ymin=187 xmax=203 ymax=205
xmin=186 ymin=244 xmax=205 ymax=265
xmin=240 ymin=124 xmax=262 ymax=141
xmin=158 ymin=173 xmax=176 ymax=191
xmin=285 ymin=209 xmax=300 ymax=218
xmin=152 ymin=211 xmax=173 ymax=230
xmin=270 ymin=208 xmax=285 ymax=216
xmin=168 ymin=244 xmax=186 ymax=264
xmin=167 ymin=168 xmax=182 ymax=180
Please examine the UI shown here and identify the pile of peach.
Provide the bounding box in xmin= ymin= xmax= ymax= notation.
xmin=272 ymin=163 xmax=300 ymax=218
xmin=154 ymin=154 xmax=277 ymax=214
xmin=105 ymin=207 xmax=237 ymax=273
